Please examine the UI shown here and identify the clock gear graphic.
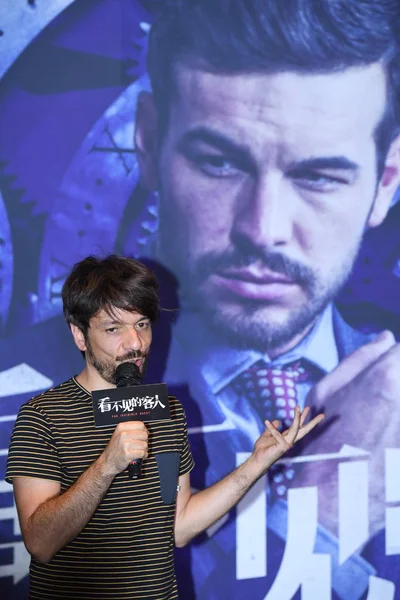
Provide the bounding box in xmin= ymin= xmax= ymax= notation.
xmin=0 ymin=0 xmax=159 ymax=335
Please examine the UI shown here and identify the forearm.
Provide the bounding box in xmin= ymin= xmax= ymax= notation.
xmin=175 ymin=455 xmax=263 ymax=547
xmin=175 ymin=407 xmax=325 ymax=546
xmin=26 ymin=454 xmax=115 ymax=562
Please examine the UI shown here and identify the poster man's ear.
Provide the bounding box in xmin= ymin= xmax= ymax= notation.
xmin=134 ymin=91 xmax=159 ymax=190
xmin=368 ymin=133 xmax=400 ymax=228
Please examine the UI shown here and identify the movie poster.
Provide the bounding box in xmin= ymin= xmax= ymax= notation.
xmin=1 ymin=1 xmax=399 ymax=598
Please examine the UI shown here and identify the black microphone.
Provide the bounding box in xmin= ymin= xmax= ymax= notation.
xmin=115 ymin=362 xmax=143 ymax=480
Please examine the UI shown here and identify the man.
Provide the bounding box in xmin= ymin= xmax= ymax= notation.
xmin=6 ymin=255 xmax=322 ymax=599
xmin=133 ymin=0 xmax=400 ymax=597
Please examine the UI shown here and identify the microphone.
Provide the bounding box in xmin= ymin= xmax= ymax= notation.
xmin=91 ymin=366 xmax=170 ymax=480
xmin=115 ymin=362 xmax=143 ymax=480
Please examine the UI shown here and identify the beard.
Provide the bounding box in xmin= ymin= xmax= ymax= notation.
xmin=163 ymin=242 xmax=362 ymax=353
xmin=85 ymin=343 xmax=149 ymax=385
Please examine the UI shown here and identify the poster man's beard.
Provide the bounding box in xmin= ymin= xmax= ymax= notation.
xmin=175 ymin=247 xmax=359 ymax=352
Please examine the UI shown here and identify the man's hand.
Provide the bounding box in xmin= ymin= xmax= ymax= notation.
xmin=252 ymin=406 xmax=325 ymax=473
xmin=13 ymin=422 xmax=147 ymax=563
xmin=297 ymin=330 xmax=400 ymax=536
xmin=101 ymin=421 xmax=148 ymax=476
xmin=174 ymin=406 xmax=324 ymax=546
xmin=13 ymin=422 xmax=149 ymax=563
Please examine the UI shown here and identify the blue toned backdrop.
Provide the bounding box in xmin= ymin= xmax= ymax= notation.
xmin=0 ymin=1 xmax=400 ymax=599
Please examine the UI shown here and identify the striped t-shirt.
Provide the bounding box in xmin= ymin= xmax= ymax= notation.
xmin=6 ymin=378 xmax=194 ymax=599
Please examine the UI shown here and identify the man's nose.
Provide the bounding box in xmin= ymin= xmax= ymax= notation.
xmin=231 ymin=173 xmax=294 ymax=252
xmin=122 ymin=328 xmax=142 ymax=352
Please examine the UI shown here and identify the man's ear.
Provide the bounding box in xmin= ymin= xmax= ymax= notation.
xmin=134 ymin=91 xmax=159 ymax=190
xmin=70 ymin=324 xmax=87 ymax=353
xmin=368 ymin=133 xmax=400 ymax=228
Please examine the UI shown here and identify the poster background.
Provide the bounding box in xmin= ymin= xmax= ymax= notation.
xmin=0 ymin=1 xmax=400 ymax=598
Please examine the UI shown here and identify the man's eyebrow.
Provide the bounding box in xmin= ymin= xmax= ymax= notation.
xmin=179 ymin=129 xmax=361 ymax=174
xmin=179 ymin=126 xmax=253 ymax=162
xmin=289 ymin=156 xmax=360 ymax=172
xmin=98 ymin=316 xmax=149 ymax=327
xmin=98 ymin=319 xmax=123 ymax=327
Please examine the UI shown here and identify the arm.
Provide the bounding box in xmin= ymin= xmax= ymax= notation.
xmin=14 ymin=455 xmax=114 ymax=563
xmin=13 ymin=421 xmax=148 ymax=563
xmin=174 ymin=406 xmax=324 ymax=546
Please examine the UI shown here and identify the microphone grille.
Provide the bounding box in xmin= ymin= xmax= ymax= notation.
xmin=115 ymin=362 xmax=142 ymax=387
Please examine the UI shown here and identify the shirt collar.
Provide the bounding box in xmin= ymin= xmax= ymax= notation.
xmin=169 ymin=304 xmax=338 ymax=395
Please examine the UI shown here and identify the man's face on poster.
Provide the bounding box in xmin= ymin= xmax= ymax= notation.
xmin=136 ymin=63 xmax=399 ymax=353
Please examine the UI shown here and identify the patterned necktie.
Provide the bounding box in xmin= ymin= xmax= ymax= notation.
xmin=233 ymin=359 xmax=313 ymax=499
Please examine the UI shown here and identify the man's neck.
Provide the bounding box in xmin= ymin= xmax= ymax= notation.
xmin=75 ymin=365 xmax=115 ymax=393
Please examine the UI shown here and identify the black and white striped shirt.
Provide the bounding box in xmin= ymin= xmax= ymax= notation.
xmin=6 ymin=378 xmax=194 ymax=599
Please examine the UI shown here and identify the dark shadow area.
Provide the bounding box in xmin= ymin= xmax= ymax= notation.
xmin=338 ymin=201 xmax=400 ymax=339
xmin=137 ymin=257 xmax=209 ymax=599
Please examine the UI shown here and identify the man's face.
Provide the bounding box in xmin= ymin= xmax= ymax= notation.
xmin=81 ymin=308 xmax=152 ymax=385
xmin=137 ymin=63 xmax=399 ymax=354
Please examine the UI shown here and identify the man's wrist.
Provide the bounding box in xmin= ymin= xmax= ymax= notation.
xmin=239 ymin=453 xmax=269 ymax=483
xmin=94 ymin=452 xmax=118 ymax=481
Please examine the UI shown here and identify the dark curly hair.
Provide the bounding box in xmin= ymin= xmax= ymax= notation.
xmin=62 ymin=255 xmax=160 ymax=336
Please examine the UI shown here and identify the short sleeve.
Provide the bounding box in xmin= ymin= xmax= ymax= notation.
xmin=6 ymin=403 xmax=62 ymax=483
xmin=179 ymin=410 xmax=194 ymax=476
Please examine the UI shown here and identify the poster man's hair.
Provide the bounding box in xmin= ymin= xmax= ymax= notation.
xmin=147 ymin=0 xmax=400 ymax=178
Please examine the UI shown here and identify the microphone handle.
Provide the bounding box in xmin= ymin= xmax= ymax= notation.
xmin=128 ymin=458 xmax=142 ymax=479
